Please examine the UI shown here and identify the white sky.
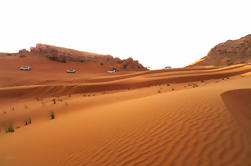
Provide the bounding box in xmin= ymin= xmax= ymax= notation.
xmin=0 ymin=0 xmax=251 ymax=69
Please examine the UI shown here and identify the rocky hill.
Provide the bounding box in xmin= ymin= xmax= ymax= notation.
xmin=4 ymin=44 xmax=147 ymax=71
xmin=189 ymin=34 xmax=251 ymax=67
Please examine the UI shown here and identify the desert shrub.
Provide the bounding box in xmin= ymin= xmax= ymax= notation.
xmin=201 ymin=80 xmax=204 ymax=83
xmin=167 ymin=83 xmax=170 ymax=86
xmin=158 ymin=90 xmax=161 ymax=93
xmin=100 ymin=62 xmax=104 ymax=66
xmin=29 ymin=118 xmax=32 ymax=124
xmin=50 ymin=112 xmax=55 ymax=120
xmin=172 ymin=88 xmax=174 ymax=91
xmin=6 ymin=125 xmax=14 ymax=133
xmin=3 ymin=111 xmax=6 ymax=115
xmin=192 ymin=84 xmax=199 ymax=88
xmin=52 ymin=98 xmax=56 ymax=104
xmin=25 ymin=120 xmax=28 ymax=125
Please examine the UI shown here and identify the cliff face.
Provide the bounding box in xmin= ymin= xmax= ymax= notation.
xmin=189 ymin=34 xmax=251 ymax=67
xmin=8 ymin=44 xmax=148 ymax=71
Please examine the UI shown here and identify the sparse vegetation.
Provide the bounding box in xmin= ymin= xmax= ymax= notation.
xmin=3 ymin=111 xmax=6 ymax=115
xmin=65 ymin=102 xmax=68 ymax=106
xmin=167 ymin=83 xmax=170 ymax=86
xmin=172 ymin=88 xmax=174 ymax=91
xmin=52 ymin=98 xmax=56 ymax=104
xmin=6 ymin=125 xmax=15 ymax=133
xmin=50 ymin=111 xmax=55 ymax=120
xmin=201 ymin=80 xmax=204 ymax=83
xmin=158 ymin=90 xmax=161 ymax=93
xmin=192 ymin=84 xmax=199 ymax=88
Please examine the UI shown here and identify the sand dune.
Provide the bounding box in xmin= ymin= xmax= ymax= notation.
xmin=0 ymin=58 xmax=251 ymax=166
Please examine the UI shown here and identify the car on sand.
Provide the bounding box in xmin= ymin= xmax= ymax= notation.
xmin=20 ymin=66 xmax=31 ymax=71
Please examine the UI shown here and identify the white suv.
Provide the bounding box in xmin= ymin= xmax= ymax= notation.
xmin=20 ymin=66 xmax=31 ymax=71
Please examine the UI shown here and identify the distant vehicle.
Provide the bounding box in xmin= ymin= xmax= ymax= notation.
xmin=248 ymin=63 xmax=251 ymax=65
xmin=66 ymin=69 xmax=76 ymax=73
xmin=20 ymin=66 xmax=31 ymax=71
xmin=164 ymin=66 xmax=172 ymax=69
xmin=107 ymin=68 xmax=117 ymax=73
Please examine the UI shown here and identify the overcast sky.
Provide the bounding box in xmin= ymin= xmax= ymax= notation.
xmin=0 ymin=0 xmax=251 ymax=69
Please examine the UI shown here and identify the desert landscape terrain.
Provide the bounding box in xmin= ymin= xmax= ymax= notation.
xmin=1 ymin=35 xmax=251 ymax=166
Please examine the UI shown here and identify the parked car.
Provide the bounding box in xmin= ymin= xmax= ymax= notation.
xmin=66 ymin=69 xmax=76 ymax=73
xmin=248 ymin=63 xmax=251 ymax=65
xmin=164 ymin=66 xmax=172 ymax=69
xmin=20 ymin=66 xmax=31 ymax=71
xmin=107 ymin=68 xmax=117 ymax=73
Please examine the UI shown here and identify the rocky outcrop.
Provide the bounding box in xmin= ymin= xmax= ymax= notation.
xmin=2 ymin=44 xmax=147 ymax=71
xmin=189 ymin=34 xmax=251 ymax=67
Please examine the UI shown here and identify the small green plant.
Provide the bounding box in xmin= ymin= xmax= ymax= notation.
xmin=6 ymin=125 xmax=15 ymax=133
xmin=25 ymin=120 xmax=28 ymax=125
xmin=50 ymin=111 xmax=55 ymax=120
xmin=29 ymin=118 xmax=32 ymax=124
xmin=52 ymin=98 xmax=56 ymax=104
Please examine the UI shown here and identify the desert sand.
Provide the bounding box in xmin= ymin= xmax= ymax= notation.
xmin=0 ymin=55 xmax=251 ymax=166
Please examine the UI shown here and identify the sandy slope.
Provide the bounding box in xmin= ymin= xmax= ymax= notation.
xmin=0 ymin=61 xmax=251 ymax=166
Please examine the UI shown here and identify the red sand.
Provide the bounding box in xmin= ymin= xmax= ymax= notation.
xmin=0 ymin=55 xmax=251 ymax=166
